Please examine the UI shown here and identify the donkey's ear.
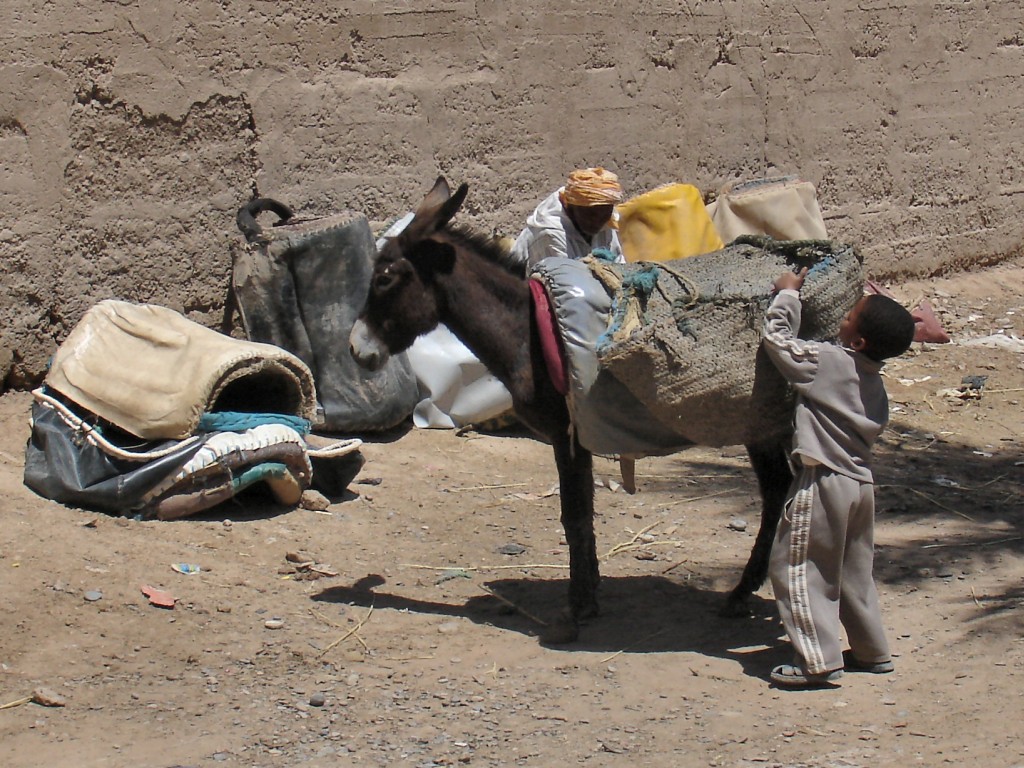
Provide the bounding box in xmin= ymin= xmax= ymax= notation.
xmin=403 ymin=178 xmax=469 ymax=242
xmin=417 ymin=176 xmax=452 ymax=212
xmin=445 ymin=183 xmax=470 ymax=221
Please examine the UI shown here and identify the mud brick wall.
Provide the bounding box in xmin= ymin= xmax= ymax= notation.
xmin=2 ymin=1 xmax=1022 ymax=385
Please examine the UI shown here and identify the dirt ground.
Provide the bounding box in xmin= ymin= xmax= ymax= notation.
xmin=1 ymin=259 xmax=1022 ymax=768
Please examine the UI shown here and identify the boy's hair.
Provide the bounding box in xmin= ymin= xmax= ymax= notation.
xmin=857 ymin=294 xmax=916 ymax=361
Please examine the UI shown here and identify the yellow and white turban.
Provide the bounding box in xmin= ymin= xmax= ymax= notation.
xmin=558 ymin=167 xmax=624 ymax=207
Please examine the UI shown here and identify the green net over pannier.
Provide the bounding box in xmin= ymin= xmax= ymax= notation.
xmin=593 ymin=237 xmax=864 ymax=447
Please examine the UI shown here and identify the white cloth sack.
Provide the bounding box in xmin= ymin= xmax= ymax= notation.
xmin=377 ymin=215 xmax=514 ymax=429
xmin=405 ymin=326 xmax=513 ymax=429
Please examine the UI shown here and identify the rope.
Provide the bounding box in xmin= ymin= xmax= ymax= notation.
xmin=585 ymin=257 xmax=625 ymax=292
xmin=585 ymin=256 xmax=701 ymax=355
xmin=733 ymin=235 xmax=839 ymax=265
xmin=639 ymin=260 xmax=701 ymax=310
xmin=305 ymin=437 xmax=363 ymax=459
xmin=32 ymin=388 xmax=203 ymax=462
xmin=590 ymin=246 xmax=620 ymax=263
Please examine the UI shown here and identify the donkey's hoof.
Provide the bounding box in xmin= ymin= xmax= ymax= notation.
xmin=719 ymin=594 xmax=753 ymax=618
xmin=540 ymin=618 xmax=580 ymax=645
xmin=577 ymin=601 xmax=600 ymax=622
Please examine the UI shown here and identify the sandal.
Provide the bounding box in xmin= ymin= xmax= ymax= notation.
xmin=770 ymin=664 xmax=843 ymax=689
xmin=843 ymin=650 xmax=894 ymax=674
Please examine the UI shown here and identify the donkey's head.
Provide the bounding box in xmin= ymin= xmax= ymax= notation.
xmin=350 ymin=176 xmax=469 ymax=371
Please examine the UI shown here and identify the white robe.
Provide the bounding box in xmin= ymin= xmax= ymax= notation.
xmin=511 ymin=189 xmax=623 ymax=267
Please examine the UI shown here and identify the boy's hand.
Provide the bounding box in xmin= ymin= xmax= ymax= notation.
xmin=773 ymin=267 xmax=809 ymax=293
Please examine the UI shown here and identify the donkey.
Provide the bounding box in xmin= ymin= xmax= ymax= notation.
xmin=350 ymin=176 xmax=793 ymax=642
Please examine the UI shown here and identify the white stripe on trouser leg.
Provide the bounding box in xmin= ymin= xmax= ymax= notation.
xmin=787 ymin=483 xmax=826 ymax=673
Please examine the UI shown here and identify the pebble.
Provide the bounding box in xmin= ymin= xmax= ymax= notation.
xmin=728 ymin=518 xmax=748 ymax=532
xmin=32 ymin=688 xmax=67 ymax=707
xmin=264 ymin=618 xmax=285 ymax=630
xmin=84 ymin=590 xmax=103 ymax=602
xmin=300 ymin=490 xmax=331 ymax=511
xmin=309 ymin=692 xmax=327 ymax=707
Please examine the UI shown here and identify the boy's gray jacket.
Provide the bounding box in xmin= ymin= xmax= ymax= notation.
xmin=762 ymin=289 xmax=887 ymax=482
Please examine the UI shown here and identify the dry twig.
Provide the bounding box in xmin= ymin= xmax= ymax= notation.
xmin=603 ymin=540 xmax=687 ymax=560
xmin=662 ymin=560 xmax=697 ymax=575
xmin=881 ymin=484 xmax=975 ymax=521
xmin=959 ymin=474 xmax=1007 ymax=491
xmin=319 ymin=605 xmax=373 ymax=657
xmin=0 ymin=696 xmax=32 ymax=710
xmin=450 ymin=482 xmax=530 ymax=492
xmin=599 ymin=521 xmax=690 ymax=561
xmin=479 ymin=585 xmax=548 ymax=626
xmin=309 ymin=607 xmax=343 ymax=628
xmin=401 ymin=562 xmax=568 ymax=572
xmin=921 ymin=536 xmax=1022 ymax=550
xmin=601 ymin=521 xmax=664 ymax=559
xmin=599 ymin=628 xmax=668 ymax=663
xmin=655 ymin=487 xmax=739 ymax=509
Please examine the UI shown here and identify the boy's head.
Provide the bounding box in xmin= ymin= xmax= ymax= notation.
xmin=839 ymin=294 xmax=915 ymax=362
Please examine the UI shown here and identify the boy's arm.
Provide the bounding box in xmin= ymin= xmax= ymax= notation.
xmin=762 ymin=286 xmax=820 ymax=387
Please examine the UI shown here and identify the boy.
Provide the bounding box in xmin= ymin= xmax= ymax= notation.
xmin=762 ymin=267 xmax=916 ymax=689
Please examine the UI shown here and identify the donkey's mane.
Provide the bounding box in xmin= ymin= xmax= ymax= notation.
xmin=443 ymin=224 xmax=526 ymax=278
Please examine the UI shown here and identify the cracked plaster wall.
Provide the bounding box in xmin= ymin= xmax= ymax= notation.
xmin=2 ymin=1 xmax=1022 ymax=386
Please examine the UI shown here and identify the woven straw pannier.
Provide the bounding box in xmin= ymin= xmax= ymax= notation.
xmin=594 ymin=237 xmax=864 ymax=447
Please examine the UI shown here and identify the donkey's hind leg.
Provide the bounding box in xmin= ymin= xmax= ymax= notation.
xmin=542 ymin=432 xmax=599 ymax=644
xmin=722 ymin=440 xmax=793 ymax=616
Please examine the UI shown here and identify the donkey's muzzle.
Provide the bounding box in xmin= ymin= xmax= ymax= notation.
xmin=349 ymin=319 xmax=389 ymax=372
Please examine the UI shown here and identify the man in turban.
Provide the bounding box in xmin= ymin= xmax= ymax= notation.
xmin=511 ymin=167 xmax=626 ymax=267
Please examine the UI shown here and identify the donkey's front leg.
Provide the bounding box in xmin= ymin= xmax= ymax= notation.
xmin=543 ymin=433 xmax=599 ymax=644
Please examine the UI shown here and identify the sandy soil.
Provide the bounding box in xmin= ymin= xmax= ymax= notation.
xmin=1 ymin=260 xmax=1022 ymax=768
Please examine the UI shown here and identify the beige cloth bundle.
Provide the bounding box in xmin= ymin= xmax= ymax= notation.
xmin=707 ymin=176 xmax=828 ymax=243
xmin=45 ymin=300 xmax=316 ymax=440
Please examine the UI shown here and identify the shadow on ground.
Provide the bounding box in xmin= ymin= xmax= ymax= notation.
xmin=871 ymin=420 xmax=1022 ymax=629
xmin=314 ymin=572 xmax=788 ymax=680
